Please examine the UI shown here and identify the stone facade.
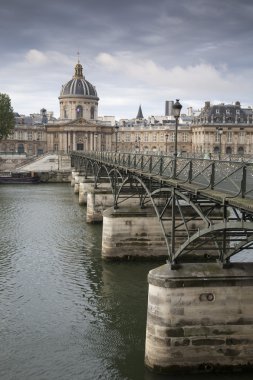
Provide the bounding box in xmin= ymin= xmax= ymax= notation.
xmin=145 ymin=262 xmax=253 ymax=373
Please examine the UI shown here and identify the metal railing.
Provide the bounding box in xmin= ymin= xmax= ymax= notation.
xmin=71 ymin=151 xmax=253 ymax=200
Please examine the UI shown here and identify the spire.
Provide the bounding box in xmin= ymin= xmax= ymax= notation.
xmin=136 ymin=105 xmax=144 ymax=119
xmin=73 ymin=52 xmax=84 ymax=79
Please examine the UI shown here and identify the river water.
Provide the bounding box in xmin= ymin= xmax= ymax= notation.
xmin=0 ymin=184 xmax=252 ymax=380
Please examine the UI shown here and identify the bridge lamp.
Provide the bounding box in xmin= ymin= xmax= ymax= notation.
xmin=218 ymin=127 xmax=223 ymax=160
xmin=172 ymin=99 xmax=182 ymax=178
xmin=115 ymin=122 xmax=119 ymax=152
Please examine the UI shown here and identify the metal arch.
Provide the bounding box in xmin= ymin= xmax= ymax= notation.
xmin=114 ymin=174 xmax=229 ymax=263
xmin=174 ymin=221 xmax=253 ymax=264
xmin=70 ymin=152 xmax=253 ymax=264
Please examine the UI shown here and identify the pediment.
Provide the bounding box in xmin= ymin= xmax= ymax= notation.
xmin=62 ymin=118 xmax=97 ymax=128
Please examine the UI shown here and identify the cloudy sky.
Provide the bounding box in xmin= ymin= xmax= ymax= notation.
xmin=0 ymin=0 xmax=253 ymax=119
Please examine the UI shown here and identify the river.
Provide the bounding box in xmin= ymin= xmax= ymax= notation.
xmin=0 ymin=184 xmax=252 ymax=380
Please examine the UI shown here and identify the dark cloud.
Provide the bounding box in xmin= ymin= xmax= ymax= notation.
xmin=0 ymin=0 xmax=253 ymax=117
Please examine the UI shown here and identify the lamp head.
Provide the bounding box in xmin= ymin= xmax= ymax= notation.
xmin=173 ymin=99 xmax=182 ymax=118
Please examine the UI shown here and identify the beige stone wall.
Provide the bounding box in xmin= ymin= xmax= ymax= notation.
xmin=145 ymin=263 xmax=253 ymax=373
xmin=102 ymin=207 xmax=167 ymax=259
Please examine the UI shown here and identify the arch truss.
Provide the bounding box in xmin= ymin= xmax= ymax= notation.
xmin=71 ymin=152 xmax=253 ymax=265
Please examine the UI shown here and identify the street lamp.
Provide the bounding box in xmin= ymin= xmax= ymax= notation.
xmin=115 ymin=122 xmax=119 ymax=152
xmin=171 ymin=99 xmax=182 ymax=267
xmin=218 ymin=127 xmax=223 ymax=160
xmin=172 ymin=99 xmax=182 ymax=178
xmin=165 ymin=133 xmax=169 ymax=154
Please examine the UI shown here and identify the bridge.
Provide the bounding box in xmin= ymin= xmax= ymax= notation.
xmin=71 ymin=150 xmax=253 ymax=373
xmin=71 ymin=151 xmax=253 ymax=265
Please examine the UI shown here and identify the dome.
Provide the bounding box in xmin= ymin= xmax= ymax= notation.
xmin=60 ymin=62 xmax=98 ymax=99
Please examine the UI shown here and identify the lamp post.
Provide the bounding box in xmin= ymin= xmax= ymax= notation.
xmin=172 ymin=99 xmax=182 ymax=178
xmin=115 ymin=122 xmax=119 ymax=152
xmin=171 ymin=99 xmax=182 ymax=266
xmin=165 ymin=133 xmax=169 ymax=154
xmin=218 ymin=127 xmax=223 ymax=160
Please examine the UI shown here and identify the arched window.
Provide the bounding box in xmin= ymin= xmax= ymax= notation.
xmin=213 ymin=146 xmax=219 ymax=153
xmin=226 ymin=146 xmax=232 ymax=154
xmin=90 ymin=106 xmax=95 ymax=120
xmin=76 ymin=105 xmax=83 ymax=119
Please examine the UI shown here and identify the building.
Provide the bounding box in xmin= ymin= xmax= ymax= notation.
xmin=1 ymin=59 xmax=253 ymax=160
xmin=191 ymin=101 xmax=253 ymax=156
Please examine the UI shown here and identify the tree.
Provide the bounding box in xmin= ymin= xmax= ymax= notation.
xmin=0 ymin=93 xmax=15 ymax=140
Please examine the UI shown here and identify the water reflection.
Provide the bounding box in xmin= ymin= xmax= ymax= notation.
xmin=0 ymin=184 xmax=252 ymax=380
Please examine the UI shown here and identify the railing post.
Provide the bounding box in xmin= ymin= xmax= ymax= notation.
xmin=141 ymin=155 xmax=144 ymax=171
xmin=159 ymin=156 xmax=164 ymax=176
xmin=188 ymin=160 xmax=193 ymax=183
xmin=210 ymin=162 xmax=215 ymax=189
xmin=241 ymin=165 xmax=247 ymax=198
xmin=149 ymin=156 xmax=153 ymax=174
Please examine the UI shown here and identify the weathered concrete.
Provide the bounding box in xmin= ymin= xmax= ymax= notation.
xmin=86 ymin=187 xmax=114 ymax=223
xmin=70 ymin=170 xmax=79 ymax=187
xmin=102 ymin=207 xmax=167 ymax=259
xmin=79 ymin=178 xmax=95 ymax=205
xmin=74 ymin=174 xmax=86 ymax=194
xmin=145 ymin=262 xmax=253 ymax=374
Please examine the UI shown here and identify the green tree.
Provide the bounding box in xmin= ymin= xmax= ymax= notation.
xmin=0 ymin=93 xmax=15 ymax=140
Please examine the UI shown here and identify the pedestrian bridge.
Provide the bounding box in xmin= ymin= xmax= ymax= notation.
xmin=71 ymin=151 xmax=253 ymax=265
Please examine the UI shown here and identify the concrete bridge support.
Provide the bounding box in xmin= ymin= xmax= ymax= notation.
xmin=86 ymin=188 xmax=114 ymax=223
xmin=70 ymin=170 xmax=79 ymax=187
xmin=79 ymin=178 xmax=95 ymax=205
xmin=101 ymin=207 xmax=167 ymax=260
xmin=145 ymin=262 xmax=253 ymax=374
xmin=74 ymin=173 xmax=86 ymax=194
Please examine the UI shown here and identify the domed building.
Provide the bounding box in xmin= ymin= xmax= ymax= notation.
xmin=59 ymin=61 xmax=99 ymax=121
xmin=46 ymin=60 xmax=113 ymax=154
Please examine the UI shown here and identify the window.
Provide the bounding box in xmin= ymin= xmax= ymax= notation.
xmin=226 ymin=109 xmax=230 ymax=115
xmin=239 ymin=131 xmax=245 ymax=144
xmin=227 ymin=131 xmax=232 ymax=143
xmin=28 ymin=132 xmax=33 ymax=140
xmin=215 ymin=131 xmax=220 ymax=143
xmin=153 ymin=134 xmax=157 ymax=142
xmin=90 ymin=106 xmax=95 ymax=119
xmin=37 ymin=131 xmax=43 ymax=141
xmin=182 ymin=132 xmax=188 ymax=142
xmin=171 ymin=132 xmax=175 ymax=142
xmin=76 ymin=105 xmax=83 ymax=118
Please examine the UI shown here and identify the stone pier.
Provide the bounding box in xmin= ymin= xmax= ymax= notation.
xmin=86 ymin=187 xmax=114 ymax=223
xmin=79 ymin=178 xmax=95 ymax=205
xmin=145 ymin=262 xmax=253 ymax=374
xmin=101 ymin=207 xmax=167 ymax=259
xmin=70 ymin=170 xmax=79 ymax=187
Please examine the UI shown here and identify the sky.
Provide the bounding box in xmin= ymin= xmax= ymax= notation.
xmin=0 ymin=0 xmax=253 ymax=120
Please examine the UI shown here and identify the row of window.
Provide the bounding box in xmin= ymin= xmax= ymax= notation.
xmin=63 ymin=105 xmax=95 ymax=119
xmin=121 ymin=132 xmax=189 ymax=143
xmin=8 ymin=131 xmax=44 ymax=140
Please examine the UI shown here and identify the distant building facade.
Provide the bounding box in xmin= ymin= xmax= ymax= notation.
xmin=1 ymin=60 xmax=253 ymax=160
xmin=191 ymin=101 xmax=253 ymax=156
